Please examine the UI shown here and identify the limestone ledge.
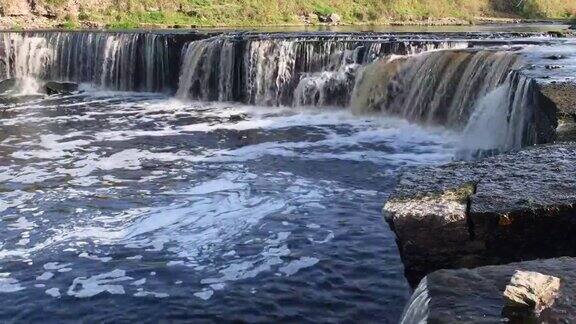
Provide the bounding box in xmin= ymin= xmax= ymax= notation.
xmin=384 ymin=143 xmax=576 ymax=286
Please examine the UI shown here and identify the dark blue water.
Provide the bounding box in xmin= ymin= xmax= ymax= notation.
xmin=0 ymin=89 xmax=457 ymax=322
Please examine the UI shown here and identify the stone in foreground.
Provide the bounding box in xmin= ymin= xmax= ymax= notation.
xmin=400 ymin=258 xmax=575 ymax=324
xmin=384 ymin=143 xmax=576 ymax=286
xmin=503 ymin=270 xmax=561 ymax=320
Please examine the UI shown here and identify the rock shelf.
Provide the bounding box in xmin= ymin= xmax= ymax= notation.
xmin=384 ymin=143 xmax=576 ymax=287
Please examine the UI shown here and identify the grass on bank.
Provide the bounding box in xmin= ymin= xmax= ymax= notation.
xmin=20 ymin=0 xmax=576 ymax=28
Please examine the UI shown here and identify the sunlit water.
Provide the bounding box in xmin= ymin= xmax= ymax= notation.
xmin=0 ymin=89 xmax=458 ymax=322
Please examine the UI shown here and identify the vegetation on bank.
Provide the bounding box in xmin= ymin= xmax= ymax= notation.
xmin=4 ymin=0 xmax=576 ymax=28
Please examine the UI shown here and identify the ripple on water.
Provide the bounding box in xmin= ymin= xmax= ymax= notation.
xmin=0 ymin=91 xmax=458 ymax=322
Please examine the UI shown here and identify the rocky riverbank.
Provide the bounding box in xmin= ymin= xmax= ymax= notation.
xmin=384 ymin=142 xmax=576 ymax=286
xmin=387 ymin=76 xmax=576 ymax=321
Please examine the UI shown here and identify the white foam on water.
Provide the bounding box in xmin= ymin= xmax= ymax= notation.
xmin=134 ymin=290 xmax=169 ymax=298
xmin=67 ymin=269 xmax=132 ymax=298
xmin=8 ymin=217 xmax=36 ymax=230
xmin=194 ymin=289 xmax=214 ymax=301
xmin=44 ymin=262 xmax=72 ymax=271
xmin=45 ymin=288 xmax=61 ymax=298
xmin=0 ymin=273 xmax=24 ymax=293
xmin=79 ymin=252 xmax=112 ymax=263
xmin=36 ymin=272 xmax=54 ymax=281
xmin=279 ymin=257 xmax=320 ymax=276
xmin=0 ymin=90 xmax=462 ymax=299
xmin=131 ymin=278 xmax=146 ymax=286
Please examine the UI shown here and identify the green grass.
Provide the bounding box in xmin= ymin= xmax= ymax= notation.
xmin=13 ymin=0 xmax=576 ymax=28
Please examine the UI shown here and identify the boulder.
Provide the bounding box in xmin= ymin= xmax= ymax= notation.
xmin=503 ymin=271 xmax=561 ymax=320
xmin=317 ymin=12 xmax=341 ymax=24
xmin=400 ymin=258 xmax=576 ymax=323
xmin=0 ymin=78 xmax=19 ymax=94
xmin=327 ymin=13 xmax=341 ymax=24
xmin=44 ymin=81 xmax=79 ymax=95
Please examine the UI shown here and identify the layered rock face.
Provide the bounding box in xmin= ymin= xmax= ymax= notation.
xmin=384 ymin=143 xmax=576 ymax=286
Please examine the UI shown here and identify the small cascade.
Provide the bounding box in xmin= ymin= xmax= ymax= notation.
xmin=2 ymin=34 xmax=52 ymax=94
xmin=399 ymin=279 xmax=430 ymax=324
xmin=176 ymin=35 xmax=469 ymax=106
xmin=0 ymin=32 xmax=173 ymax=92
xmin=458 ymin=72 xmax=543 ymax=156
xmin=350 ymin=50 xmax=522 ymax=128
xmin=293 ymin=64 xmax=359 ymax=107
xmin=176 ymin=37 xmax=236 ymax=101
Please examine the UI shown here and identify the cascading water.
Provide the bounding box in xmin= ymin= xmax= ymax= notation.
xmin=399 ymin=279 xmax=431 ymax=324
xmin=174 ymin=36 xmax=550 ymax=153
xmin=175 ymin=35 xmax=469 ymax=106
xmin=350 ymin=50 xmax=521 ymax=126
xmin=458 ymin=72 xmax=543 ymax=156
xmin=1 ymin=34 xmax=52 ymax=94
xmin=0 ymin=32 xmax=173 ymax=92
xmin=176 ymin=37 xmax=236 ymax=101
xmin=0 ymin=31 xmax=557 ymax=154
xmin=0 ymin=30 xmax=568 ymax=322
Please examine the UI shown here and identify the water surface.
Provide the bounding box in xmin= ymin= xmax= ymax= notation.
xmin=0 ymin=90 xmax=458 ymax=322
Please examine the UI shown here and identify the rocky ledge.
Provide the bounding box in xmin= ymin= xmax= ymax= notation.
xmin=538 ymin=82 xmax=576 ymax=141
xmin=399 ymin=257 xmax=576 ymax=323
xmin=384 ymin=143 xmax=576 ymax=287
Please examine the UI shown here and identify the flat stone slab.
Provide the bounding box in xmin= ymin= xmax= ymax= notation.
xmin=400 ymin=257 xmax=576 ymax=323
xmin=384 ymin=143 xmax=576 ymax=286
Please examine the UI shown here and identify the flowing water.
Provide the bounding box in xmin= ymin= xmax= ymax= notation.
xmin=0 ymin=30 xmax=571 ymax=322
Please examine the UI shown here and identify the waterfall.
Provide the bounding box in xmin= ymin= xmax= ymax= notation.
xmin=458 ymin=73 xmax=542 ymax=156
xmin=399 ymin=279 xmax=430 ymax=324
xmin=0 ymin=31 xmax=556 ymax=153
xmin=176 ymin=35 xmax=469 ymax=106
xmin=172 ymin=35 xmax=555 ymax=152
xmin=1 ymin=34 xmax=52 ymax=94
xmin=176 ymin=37 xmax=236 ymax=101
xmin=0 ymin=32 xmax=173 ymax=92
xmin=350 ymin=50 xmax=522 ymax=127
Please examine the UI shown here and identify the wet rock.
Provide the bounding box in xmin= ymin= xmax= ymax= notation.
xmin=317 ymin=12 xmax=341 ymax=24
xmin=503 ymin=271 xmax=561 ymax=320
xmin=384 ymin=181 xmax=483 ymax=286
xmin=400 ymin=258 xmax=576 ymax=323
xmin=538 ymin=82 xmax=576 ymax=117
xmin=385 ymin=143 xmax=576 ymax=286
xmin=44 ymin=81 xmax=79 ymax=95
xmin=545 ymin=64 xmax=563 ymax=70
xmin=547 ymin=31 xmax=568 ymax=38
xmin=0 ymin=78 xmax=19 ymax=94
xmin=544 ymin=54 xmax=566 ymax=60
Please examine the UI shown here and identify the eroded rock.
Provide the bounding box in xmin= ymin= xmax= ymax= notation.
xmin=503 ymin=270 xmax=561 ymax=320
